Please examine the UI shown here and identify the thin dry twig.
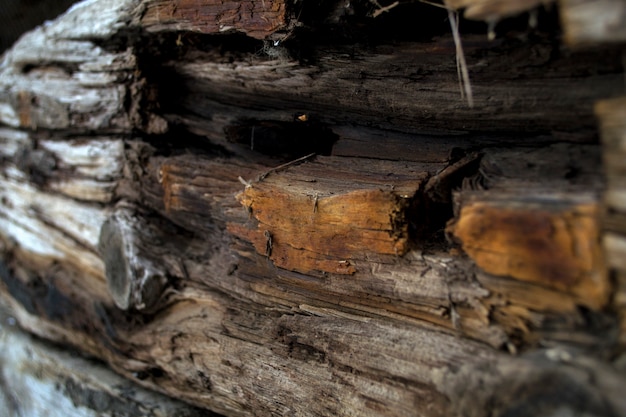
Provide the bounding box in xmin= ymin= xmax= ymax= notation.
xmin=370 ymin=0 xmax=474 ymax=107
xmin=447 ymin=8 xmax=474 ymax=108
xmin=371 ymin=1 xmax=401 ymax=18
xmin=258 ymin=152 xmax=317 ymax=181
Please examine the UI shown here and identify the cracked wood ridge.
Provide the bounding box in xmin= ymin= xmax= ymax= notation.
xmin=0 ymin=0 xmax=626 ymax=416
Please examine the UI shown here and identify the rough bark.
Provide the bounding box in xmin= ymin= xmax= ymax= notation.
xmin=0 ymin=0 xmax=625 ymax=416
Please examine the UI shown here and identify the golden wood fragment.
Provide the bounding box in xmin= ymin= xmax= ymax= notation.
xmin=449 ymin=199 xmax=608 ymax=308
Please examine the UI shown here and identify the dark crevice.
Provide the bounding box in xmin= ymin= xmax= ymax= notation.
xmin=224 ymin=117 xmax=338 ymax=159
xmin=0 ymin=0 xmax=79 ymax=53
xmin=142 ymin=125 xmax=232 ymax=158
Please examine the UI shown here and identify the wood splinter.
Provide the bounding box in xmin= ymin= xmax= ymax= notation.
xmin=98 ymin=205 xmax=168 ymax=311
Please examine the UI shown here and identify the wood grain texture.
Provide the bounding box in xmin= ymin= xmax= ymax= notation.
xmin=0 ymin=308 xmax=207 ymax=417
xmin=141 ymin=0 xmax=289 ymax=39
xmin=165 ymin=37 xmax=623 ymax=141
xmin=231 ymin=157 xmax=433 ymax=274
xmin=0 ymin=1 xmax=624 ymax=416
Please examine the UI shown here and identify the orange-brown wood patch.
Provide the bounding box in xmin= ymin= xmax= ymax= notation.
xmin=229 ymin=157 xmax=431 ymax=275
xmin=448 ymin=198 xmax=608 ymax=308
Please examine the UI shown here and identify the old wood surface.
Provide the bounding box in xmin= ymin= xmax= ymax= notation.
xmin=0 ymin=0 xmax=625 ymax=416
xmin=0 ymin=308 xmax=208 ymax=417
xmin=596 ymin=96 xmax=626 ymax=348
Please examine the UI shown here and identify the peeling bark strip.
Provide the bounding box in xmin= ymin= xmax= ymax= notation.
xmin=141 ymin=0 xmax=289 ymax=39
xmin=230 ymin=156 xmax=432 ymax=274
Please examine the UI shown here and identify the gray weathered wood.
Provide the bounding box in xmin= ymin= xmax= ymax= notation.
xmin=0 ymin=308 xmax=208 ymax=417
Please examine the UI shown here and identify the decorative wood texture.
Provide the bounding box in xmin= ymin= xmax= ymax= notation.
xmin=0 ymin=0 xmax=625 ymax=416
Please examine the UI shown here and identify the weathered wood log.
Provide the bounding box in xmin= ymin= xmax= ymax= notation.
xmin=0 ymin=308 xmax=208 ymax=417
xmin=0 ymin=0 xmax=625 ymax=416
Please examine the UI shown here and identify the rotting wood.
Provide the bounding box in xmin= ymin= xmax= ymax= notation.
xmin=161 ymin=36 xmax=623 ymax=142
xmin=450 ymin=194 xmax=607 ymax=307
xmin=0 ymin=307 xmax=208 ymax=417
xmin=230 ymin=156 xmax=435 ymax=275
xmin=0 ymin=1 xmax=625 ymax=416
